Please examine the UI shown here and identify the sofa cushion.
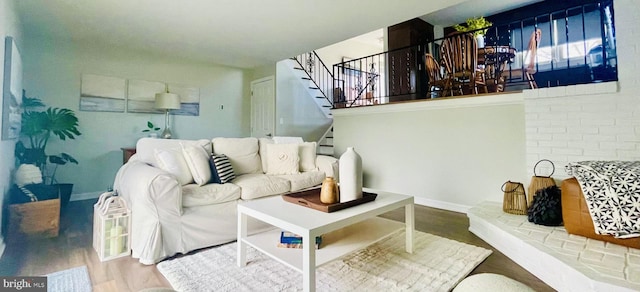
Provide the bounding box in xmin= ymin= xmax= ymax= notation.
xmin=210 ymin=154 xmax=236 ymax=184
xmin=154 ymin=148 xmax=194 ymax=185
xmin=276 ymin=171 xmax=325 ymax=192
xmin=182 ymin=144 xmax=212 ymax=186
xmin=212 ymin=137 xmax=262 ymax=175
xmin=299 ymin=142 xmax=317 ymax=172
xmin=233 ymin=174 xmax=290 ymax=200
xmin=264 ymin=143 xmax=300 ymax=175
xmin=181 ymin=183 xmax=241 ymax=207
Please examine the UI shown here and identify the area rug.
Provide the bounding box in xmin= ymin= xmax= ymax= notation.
xmin=46 ymin=265 xmax=92 ymax=292
xmin=157 ymin=230 xmax=492 ymax=291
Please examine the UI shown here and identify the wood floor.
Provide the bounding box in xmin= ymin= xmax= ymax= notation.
xmin=0 ymin=199 xmax=554 ymax=291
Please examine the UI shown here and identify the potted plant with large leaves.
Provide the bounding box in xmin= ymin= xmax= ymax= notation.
xmin=14 ymin=90 xmax=81 ymax=207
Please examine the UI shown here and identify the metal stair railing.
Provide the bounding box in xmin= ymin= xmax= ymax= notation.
xmin=292 ymin=51 xmax=335 ymax=108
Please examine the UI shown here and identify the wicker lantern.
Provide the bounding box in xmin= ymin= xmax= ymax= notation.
xmin=502 ymin=181 xmax=528 ymax=215
xmin=527 ymin=159 xmax=556 ymax=207
xmin=93 ymin=191 xmax=131 ymax=261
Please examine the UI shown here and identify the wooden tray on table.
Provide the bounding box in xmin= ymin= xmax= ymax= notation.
xmin=282 ymin=188 xmax=377 ymax=213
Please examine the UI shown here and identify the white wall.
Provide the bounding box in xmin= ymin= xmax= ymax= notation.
xmin=333 ymin=95 xmax=527 ymax=212
xmin=251 ymin=63 xmax=276 ymax=82
xmin=315 ymin=34 xmax=384 ymax=70
xmin=22 ymin=36 xmax=252 ymax=198
xmin=275 ymin=60 xmax=332 ymax=142
xmin=0 ymin=0 xmax=22 ymax=260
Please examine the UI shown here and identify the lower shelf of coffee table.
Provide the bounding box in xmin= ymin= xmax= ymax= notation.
xmin=242 ymin=217 xmax=405 ymax=273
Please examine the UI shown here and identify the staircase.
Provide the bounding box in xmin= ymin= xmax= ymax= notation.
xmin=317 ymin=126 xmax=334 ymax=156
xmin=288 ymin=51 xmax=335 ymax=156
xmin=289 ymin=52 xmax=334 ymax=119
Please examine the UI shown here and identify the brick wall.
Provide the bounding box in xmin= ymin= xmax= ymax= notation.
xmin=524 ymin=0 xmax=640 ymax=179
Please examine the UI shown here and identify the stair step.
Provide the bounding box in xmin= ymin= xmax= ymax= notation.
xmin=301 ymin=77 xmax=311 ymax=80
xmin=294 ymin=67 xmax=304 ymax=70
xmin=315 ymin=96 xmax=325 ymax=99
xmin=322 ymin=105 xmax=331 ymax=108
xmin=309 ymin=87 xmax=319 ymax=90
xmin=317 ymin=146 xmax=334 ymax=155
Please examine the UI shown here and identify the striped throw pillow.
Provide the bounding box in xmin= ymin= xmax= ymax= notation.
xmin=209 ymin=154 xmax=236 ymax=184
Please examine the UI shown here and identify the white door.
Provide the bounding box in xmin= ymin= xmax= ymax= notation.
xmin=250 ymin=76 xmax=275 ymax=138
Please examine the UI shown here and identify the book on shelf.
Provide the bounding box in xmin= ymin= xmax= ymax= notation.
xmin=279 ymin=231 xmax=322 ymax=249
xmin=277 ymin=242 xmax=321 ymax=249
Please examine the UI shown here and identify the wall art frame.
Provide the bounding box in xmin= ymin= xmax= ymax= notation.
xmin=80 ymin=73 xmax=126 ymax=112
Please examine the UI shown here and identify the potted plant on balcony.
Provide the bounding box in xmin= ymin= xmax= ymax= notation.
xmin=13 ymin=90 xmax=81 ymax=208
xmin=453 ymin=16 xmax=493 ymax=47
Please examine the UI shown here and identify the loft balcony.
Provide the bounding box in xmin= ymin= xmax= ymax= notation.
xmin=331 ymin=0 xmax=616 ymax=108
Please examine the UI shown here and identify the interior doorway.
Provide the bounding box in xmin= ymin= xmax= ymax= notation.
xmin=250 ymin=76 xmax=275 ymax=138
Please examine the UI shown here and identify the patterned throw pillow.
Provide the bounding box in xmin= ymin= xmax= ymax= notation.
xmin=264 ymin=143 xmax=300 ymax=175
xmin=209 ymin=154 xmax=236 ymax=184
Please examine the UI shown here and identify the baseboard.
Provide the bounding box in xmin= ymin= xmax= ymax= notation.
xmin=413 ymin=197 xmax=471 ymax=214
xmin=70 ymin=191 xmax=102 ymax=202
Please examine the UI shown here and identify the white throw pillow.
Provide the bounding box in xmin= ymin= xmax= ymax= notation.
xmin=181 ymin=144 xmax=212 ymax=186
xmin=298 ymin=142 xmax=317 ymax=172
xmin=154 ymin=148 xmax=194 ymax=185
xmin=265 ymin=144 xmax=300 ymax=175
xmin=258 ymin=138 xmax=274 ymax=173
xmin=212 ymin=137 xmax=262 ymax=175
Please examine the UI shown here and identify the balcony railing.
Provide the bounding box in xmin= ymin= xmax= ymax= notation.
xmin=332 ymin=0 xmax=616 ymax=108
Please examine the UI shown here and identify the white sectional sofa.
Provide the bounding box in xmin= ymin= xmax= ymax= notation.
xmin=113 ymin=137 xmax=338 ymax=264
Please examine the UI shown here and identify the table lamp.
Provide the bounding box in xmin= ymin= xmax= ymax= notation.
xmin=154 ymin=88 xmax=181 ymax=139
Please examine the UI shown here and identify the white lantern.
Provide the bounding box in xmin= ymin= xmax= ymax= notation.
xmin=92 ymin=191 xmax=131 ymax=261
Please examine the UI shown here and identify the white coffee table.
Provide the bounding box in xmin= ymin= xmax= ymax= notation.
xmin=237 ymin=188 xmax=414 ymax=292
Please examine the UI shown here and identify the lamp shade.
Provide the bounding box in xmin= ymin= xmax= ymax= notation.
xmin=154 ymin=93 xmax=181 ymax=110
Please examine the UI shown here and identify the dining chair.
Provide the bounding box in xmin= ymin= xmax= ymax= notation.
xmin=504 ymin=29 xmax=541 ymax=89
xmin=440 ymin=33 xmax=487 ymax=95
xmin=425 ymin=53 xmax=449 ymax=97
xmin=524 ymin=29 xmax=542 ymax=89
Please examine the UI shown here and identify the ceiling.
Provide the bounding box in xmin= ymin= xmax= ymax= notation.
xmin=14 ymin=0 xmax=542 ymax=69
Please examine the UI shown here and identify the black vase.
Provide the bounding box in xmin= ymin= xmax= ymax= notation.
xmin=55 ymin=183 xmax=74 ymax=208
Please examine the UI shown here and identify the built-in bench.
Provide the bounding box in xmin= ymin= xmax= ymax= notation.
xmin=467 ymin=201 xmax=640 ymax=292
